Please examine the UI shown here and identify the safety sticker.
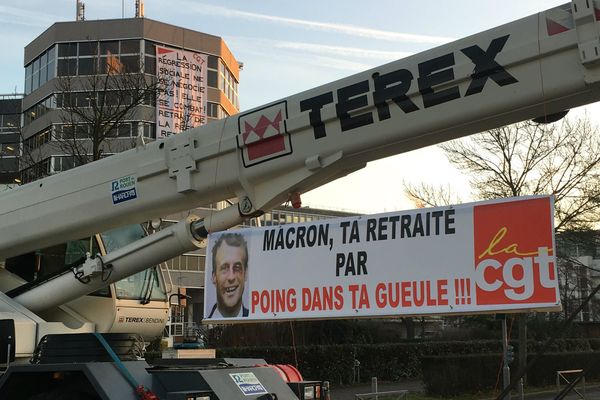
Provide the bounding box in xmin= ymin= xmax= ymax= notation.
xmin=111 ymin=175 xmax=138 ymax=205
xmin=230 ymin=372 xmax=268 ymax=396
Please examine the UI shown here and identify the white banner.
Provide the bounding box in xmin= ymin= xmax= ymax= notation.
xmin=203 ymin=196 xmax=560 ymax=322
xmin=156 ymin=46 xmax=207 ymax=139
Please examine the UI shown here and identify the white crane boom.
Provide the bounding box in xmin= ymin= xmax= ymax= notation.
xmin=3 ymin=2 xmax=600 ymax=259
xmin=1 ymin=1 xmax=600 ymax=312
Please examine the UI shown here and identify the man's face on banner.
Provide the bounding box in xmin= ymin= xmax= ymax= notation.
xmin=212 ymin=242 xmax=247 ymax=316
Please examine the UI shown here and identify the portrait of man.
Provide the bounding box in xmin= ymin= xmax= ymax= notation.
xmin=207 ymin=232 xmax=249 ymax=318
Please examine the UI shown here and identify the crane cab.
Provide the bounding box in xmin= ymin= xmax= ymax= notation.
xmin=1 ymin=224 xmax=169 ymax=341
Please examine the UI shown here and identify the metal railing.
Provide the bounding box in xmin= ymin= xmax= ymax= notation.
xmin=556 ymin=369 xmax=585 ymax=399
xmin=355 ymin=390 xmax=408 ymax=400
xmin=182 ymin=322 xmax=207 ymax=338
xmin=354 ymin=378 xmax=409 ymax=400
xmin=0 ymin=94 xmax=24 ymax=100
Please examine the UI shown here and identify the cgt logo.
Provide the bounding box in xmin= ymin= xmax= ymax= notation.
xmin=237 ymin=101 xmax=292 ymax=167
xmin=473 ymin=197 xmax=558 ymax=305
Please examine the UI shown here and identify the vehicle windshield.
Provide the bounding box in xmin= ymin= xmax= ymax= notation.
xmin=100 ymin=225 xmax=167 ymax=302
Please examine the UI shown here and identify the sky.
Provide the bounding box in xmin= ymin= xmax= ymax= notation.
xmin=1 ymin=0 xmax=587 ymax=214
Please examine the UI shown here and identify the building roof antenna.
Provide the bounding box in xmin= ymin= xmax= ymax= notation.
xmin=135 ymin=0 xmax=145 ymax=18
xmin=76 ymin=0 xmax=85 ymax=21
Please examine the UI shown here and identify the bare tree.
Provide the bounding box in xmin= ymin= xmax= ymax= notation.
xmin=404 ymin=182 xmax=463 ymax=208
xmin=407 ymin=118 xmax=600 ymax=227
xmin=440 ymin=118 xmax=600 ymax=232
xmin=53 ymin=61 xmax=159 ymax=165
xmin=405 ymin=117 xmax=600 ymax=322
xmin=18 ymin=53 xmax=174 ymax=183
xmin=403 ymin=117 xmax=600 ymax=383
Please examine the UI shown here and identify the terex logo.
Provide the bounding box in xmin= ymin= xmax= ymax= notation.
xmin=300 ymin=35 xmax=518 ymax=140
xmin=237 ymin=101 xmax=292 ymax=167
xmin=473 ymin=198 xmax=558 ymax=305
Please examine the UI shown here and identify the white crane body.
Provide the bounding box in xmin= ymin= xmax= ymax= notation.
xmin=1 ymin=2 xmax=600 ymax=398
xmin=3 ymin=3 xmax=600 ymax=261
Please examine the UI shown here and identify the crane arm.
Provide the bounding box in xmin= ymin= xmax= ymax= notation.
xmin=1 ymin=1 xmax=600 ymax=262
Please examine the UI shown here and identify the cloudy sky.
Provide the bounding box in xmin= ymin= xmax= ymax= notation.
xmin=1 ymin=0 xmax=582 ymax=213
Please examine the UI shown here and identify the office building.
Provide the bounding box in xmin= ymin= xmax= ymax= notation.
xmin=16 ymin=14 xmax=241 ymax=344
xmin=21 ymin=16 xmax=239 ymax=182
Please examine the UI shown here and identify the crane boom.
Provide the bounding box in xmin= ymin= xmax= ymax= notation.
xmin=2 ymin=3 xmax=600 ymax=396
xmin=1 ymin=1 xmax=600 ymax=260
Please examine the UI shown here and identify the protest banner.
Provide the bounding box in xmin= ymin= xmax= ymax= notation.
xmin=204 ymin=196 xmax=560 ymax=322
xmin=156 ymin=45 xmax=207 ymax=138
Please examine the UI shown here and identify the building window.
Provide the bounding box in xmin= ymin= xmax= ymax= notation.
xmin=55 ymin=124 xmax=75 ymax=140
xmin=57 ymin=58 xmax=77 ymax=76
xmin=0 ymin=157 xmax=18 ymax=174
xmin=0 ymin=142 xmax=18 ymax=158
xmin=39 ymin=52 xmax=48 ymax=84
xmin=216 ymin=60 xmax=239 ymax=109
xmin=118 ymin=123 xmax=131 ymax=137
xmin=120 ymin=39 xmax=140 ymax=54
xmin=52 ymin=156 xmax=76 ymax=172
xmin=144 ymin=56 xmax=156 ymax=74
xmin=23 ymin=95 xmax=56 ymax=126
xmin=53 ymin=39 xmax=143 ymax=78
xmin=32 ymin=58 xmax=40 ymax=92
xmin=140 ymin=122 xmax=155 ymax=139
xmin=79 ymin=41 xmax=98 ymax=57
xmin=207 ymin=70 xmax=218 ymax=87
xmin=75 ymin=124 xmax=89 ymax=139
xmin=21 ymin=157 xmax=51 ymax=183
xmin=58 ymin=43 xmax=77 ymax=57
xmin=24 ymin=127 xmax=51 ymax=151
xmin=1 ymin=114 xmax=19 ymax=130
xmin=100 ymin=41 xmax=119 ymax=56
xmin=207 ymin=102 xmax=226 ymax=119
xmin=26 ymin=45 xmax=57 ymax=92
xmin=78 ymin=57 xmax=97 ymax=75
xmin=144 ymin=40 xmax=155 ymax=55
xmin=207 ymin=55 xmax=218 ymax=69
xmin=25 ymin=63 xmax=32 ymax=94
xmin=120 ymin=55 xmax=140 ymax=73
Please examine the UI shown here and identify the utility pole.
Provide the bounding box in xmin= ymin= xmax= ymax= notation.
xmin=518 ymin=315 xmax=527 ymax=399
xmin=502 ymin=316 xmax=511 ymax=400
